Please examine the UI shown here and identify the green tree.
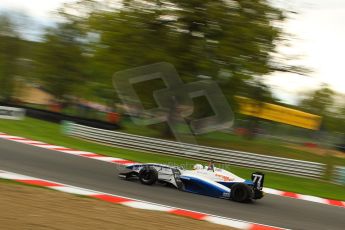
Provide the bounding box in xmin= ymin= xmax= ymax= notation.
xmin=299 ymin=85 xmax=335 ymax=116
xmin=35 ymin=23 xmax=86 ymax=101
xmin=0 ymin=14 xmax=22 ymax=102
xmin=61 ymin=0 xmax=297 ymax=93
xmin=322 ymin=101 xmax=345 ymax=134
xmin=298 ymin=85 xmax=341 ymax=133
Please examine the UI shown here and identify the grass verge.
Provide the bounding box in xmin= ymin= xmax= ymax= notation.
xmin=0 ymin=117 xmax=344 ymax=200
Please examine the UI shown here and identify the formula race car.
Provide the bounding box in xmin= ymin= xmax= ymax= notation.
xmin=119 ymin=162 xmax=264 ymax=202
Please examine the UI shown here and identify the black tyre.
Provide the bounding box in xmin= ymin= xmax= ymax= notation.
xmin=139 ymin=167 xmax=158 ymax=185
xmin=253 ymin=189 xmax=264 ymax=199
xmin=231 ymin=183 xmax=253 ymax=202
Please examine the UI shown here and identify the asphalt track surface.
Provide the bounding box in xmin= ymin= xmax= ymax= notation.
xmin=0 ymin=138 xmax=344 ymax=230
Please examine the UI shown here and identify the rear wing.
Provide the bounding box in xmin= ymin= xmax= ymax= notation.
xmin=251 ymin=172 xmax=264 ymax=190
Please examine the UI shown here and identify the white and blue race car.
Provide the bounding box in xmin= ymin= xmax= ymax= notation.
xmin=119 ymin=162 xmax=264 ymax=202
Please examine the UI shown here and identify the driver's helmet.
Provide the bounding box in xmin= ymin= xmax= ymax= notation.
xmin=193 ymin=164 xmax=203 ymax=170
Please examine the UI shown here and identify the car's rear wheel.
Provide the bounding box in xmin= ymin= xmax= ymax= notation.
xmin=253 ymin=189 xmax=264 ymax=199
xmin=139 ymin=167 xmax=158 ymax=185
xmin=230 ymin=183 xmax=253 ymax=202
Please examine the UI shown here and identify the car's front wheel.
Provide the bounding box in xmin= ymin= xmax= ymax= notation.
xmin=139 ymin=167 xmax=158 ymax=185
xmin=230 ymin=183 xmax=253 ymax=202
